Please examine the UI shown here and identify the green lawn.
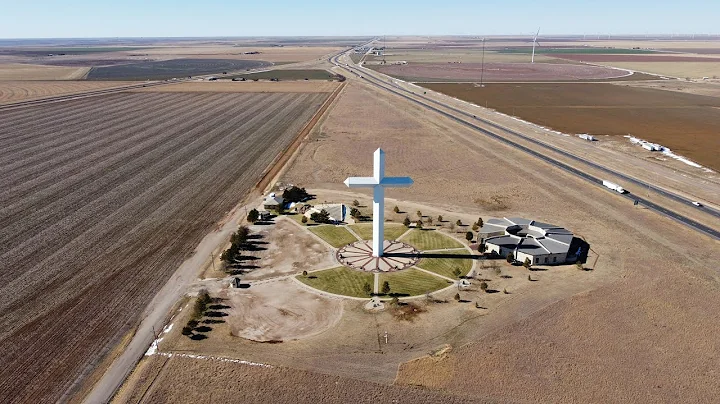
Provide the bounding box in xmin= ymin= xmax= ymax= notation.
xmin=297 ymin=267 xmax=374 ymax=298
xmin=416 ymin=251 xmax=473 ymax=279
xmin=399 ymin=229 xmax=463 ymax=251
xmin=308 ymin=225 xmax=358 ymax=247
xmin=379 ymin=269 xmax=450 ymax=297
xmin=348 ymin=224 xmax=409 ymax=241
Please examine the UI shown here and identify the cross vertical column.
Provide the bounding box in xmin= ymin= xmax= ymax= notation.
xmin=373 ymin=184 xmax=384 ymax=257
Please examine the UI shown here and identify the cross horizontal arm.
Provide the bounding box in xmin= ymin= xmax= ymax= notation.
xmin=344 ymin=177 xmax=379 ymax=188
xmin=380 ymin=177 xmax=414 ymax=187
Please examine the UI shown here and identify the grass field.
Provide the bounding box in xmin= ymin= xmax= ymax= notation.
xmin=422 ymin=82 xmax=720 ymax=171
xmin=416 ymin=251 xmax=473 ymax=279
xmin=380 ymin=268 xmax=450 ymax=297
xmin=308 ymin=225 xmax=358 ymax=247
xmin=400 ymin=229 xmax=463 ymax=251
xmin=87 ymin=59 xmax=271 ymax=80
xmin=297 ymin=267 xmax=373 ymax=298
xmin=348 ymin=223 xmax=408 ymax=241
xmin=229 ymin=69 xmax=335 ymax=81
xmin=585 ymin=61 xmax=720 ymax=78
xmin=496 ymin=47 xmax=660 ymax=55
xmin=0 ymin=91 xmax=328 ymax=402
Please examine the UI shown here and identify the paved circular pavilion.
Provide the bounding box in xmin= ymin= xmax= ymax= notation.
xmin=336 ymin=240 xmax=419 ymax=272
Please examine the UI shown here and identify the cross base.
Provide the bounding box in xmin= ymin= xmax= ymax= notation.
xmin=336 ymin=240 xmax=419 ymax=272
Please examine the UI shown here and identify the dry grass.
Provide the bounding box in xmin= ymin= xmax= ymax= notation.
xmin=116 ymin=77 xmax=720 ymax=403
xmin=589 ymin=60 xmax=720 ymax=78
xmin=0 ymin=63 xmax=90 ymax=80
xmin=120 ymin=355 xmax=480 ymax=404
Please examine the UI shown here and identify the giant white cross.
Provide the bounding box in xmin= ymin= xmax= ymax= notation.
xmin=344 ymin=148 xmax=413 ymax=257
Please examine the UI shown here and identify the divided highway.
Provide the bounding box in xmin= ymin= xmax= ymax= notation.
xmin=331 ymin=50 xmax=720 ymax=240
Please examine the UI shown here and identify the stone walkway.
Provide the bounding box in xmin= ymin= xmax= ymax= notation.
xmin=336 ymin=240 xmax=419 ymax=272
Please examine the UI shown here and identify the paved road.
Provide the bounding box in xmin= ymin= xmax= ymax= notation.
xmin=330 ymin=50 xmax=720 ymax=240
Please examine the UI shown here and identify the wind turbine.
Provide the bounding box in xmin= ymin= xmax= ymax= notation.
xmin=531 ymin=28 xmax=540 ymax=63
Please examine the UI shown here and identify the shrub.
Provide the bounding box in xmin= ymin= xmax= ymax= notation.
xmin=506 ymin=252 xmax=514 ymax=263
xmin=363 ymin=282 xmax=373 ymax=296
xmin=192 ymin=290 xmax=211 ymax=319
xmin=523 ymin=257 xmax=531 ymax=269
xmin=403 ymin=216 xmax=411 ymax=227
xmin=181 ymin=326 xmax=193 ymax=336
xmin=310 ymin=209 xmax=330 ymax=224
xmin=247 ymin=208 xmax=259 ymax=223
xmin=416 ymin=210 xmax=422 ymax=218
xmin=390 ymin=296 xmax=400 ymax=306
xmin=480 ymin=281 xmax=488 ymax=292
xmin=453 ymin=268 xmax=462 ymax=277
xmin=465 ymin=231 xmax=473 ymax=242
xmin=456 ymin=219 xmax=462 ymax=226
xmin=352 ymin=199 xmax=360 ymax=207
xmin=575 ymin=260 xmax=583 ymax=270
xmin=350 ymin=207 xmax=361 ymax=218
xmin=393 ymin=205 xmax=400 ymax=213
xmin=301 ymin=215 xmax=308 ymax=224
xmin=426 ymin=217 xmax=433 ymax=225
xmin=471 ymin=223 xmax=479 ymax=231
xmin=302 ymin=270 xmax=308 ymax=276
xmin=503 ymin=288 xmax=509 ymax=294
xmin=381 ymin=281 xmax=391 ymax=295
xmin=282 ymin=186 xmax=310 ymax=203
xmin=476 ymin=217 xmax=484 ymax=228
xmin=437 ymin=215 xmax=443 ymax=222
xmin=416 ymin=220 xmax=423 ymax=229
xmin=527 ymin=274 xmax=532 ymax=281
xmin=454 ymin=293 xmax=461 ymax=301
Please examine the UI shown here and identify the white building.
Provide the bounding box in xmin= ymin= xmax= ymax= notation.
xmin=479 ymin=217 xmax=577 ymax=265
xmin=303 ymin=203 xmax=347 ymax=223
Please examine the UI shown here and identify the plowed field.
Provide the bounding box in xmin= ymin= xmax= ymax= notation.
xmin=0 ymin=80 xmax=142 ymax=104
xmin=0 ymin=91 xmax=328 ymax=402
xmin=422 ymin=82 xmax=720 ymax=171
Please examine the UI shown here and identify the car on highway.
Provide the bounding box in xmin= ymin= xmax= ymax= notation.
xmin=692 ymin=201 xmax=703 ymax=207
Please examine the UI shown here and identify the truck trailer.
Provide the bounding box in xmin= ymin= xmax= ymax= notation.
xmin=602 ymin=180 xmax=626 ymax=194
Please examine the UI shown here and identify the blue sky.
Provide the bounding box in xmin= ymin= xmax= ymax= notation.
xmin=1 ymin=0 xmax=718 ymax=38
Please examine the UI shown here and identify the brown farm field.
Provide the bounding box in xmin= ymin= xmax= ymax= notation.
xmin=0 ymin=80 xmax=142 ymax=104
xmin=0 ymin=62 xmax=90 ymax=80
xmin=0 ymin=90 xmax=328 ymax=402
xmin=422 ymin=82 xmax=720 ymax=171
xmin=373 ymin=62 xmax=631 ymax=82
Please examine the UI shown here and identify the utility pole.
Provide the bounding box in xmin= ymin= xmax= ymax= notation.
xmin=384 ymin=331 xmax=388 ymax=344
xmin=480 ymin=38 xmax=486 ymax=88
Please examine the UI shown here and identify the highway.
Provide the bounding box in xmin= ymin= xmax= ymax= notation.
xmin=330 ymin=48 xmax=720 ymax=240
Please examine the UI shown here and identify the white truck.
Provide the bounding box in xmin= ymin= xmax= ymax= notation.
xmin=602 ymin=180 xmax=626 ymax=194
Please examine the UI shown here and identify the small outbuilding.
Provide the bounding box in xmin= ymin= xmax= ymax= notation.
xmin=263 ymin=193 xmax=284 ymax=210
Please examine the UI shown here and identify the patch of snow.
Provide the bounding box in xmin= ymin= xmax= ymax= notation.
xmin=155 ymin=352 xmax=272 ymax=368
xmin=624 ymin=135 xmax=710 ymax=170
